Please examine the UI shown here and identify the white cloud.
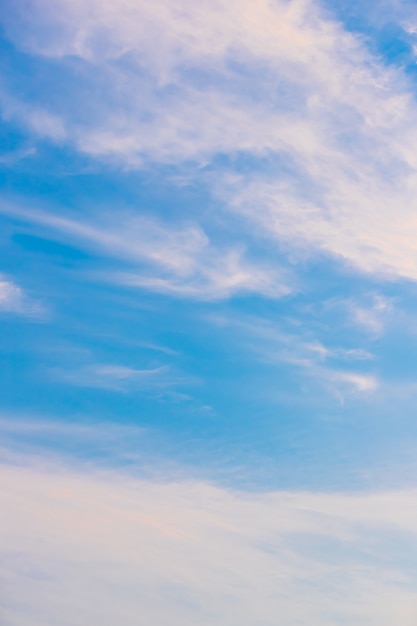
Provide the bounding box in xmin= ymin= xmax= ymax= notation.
xmin=0 ymin=279 xmax=24 ymax=311
xmin=5 ymin=0 xmax=401 ymax=163
xmin=3 ymin=0 xmax=417 ymax=284
xmin=323 ymin=369 xmax=379 ymax=395
xmin=306 ymin=343 xmax=373 ymax=361
xmin=349 ymin=295 xmax=393 ymax=334
xmin=0 ymin=274 xmax=48 ymax=321
xmin=117 ymin=247 xmax=288 ymax=300
xmin=1 ymin=452 xmax=417 ymax=626
xmin=0 ymin=276 xmax=43 ymax=317
xmin=0 ymin=90 xmax=66 ymax=141
xmin=1 ymin=204 xmax=289 ymax=300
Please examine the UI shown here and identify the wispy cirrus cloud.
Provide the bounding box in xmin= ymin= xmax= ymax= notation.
xmin=320 ymin=368 xmax=379 ymax=397
xmin=52 ymin=362 xmax=194 ymax=396
xmin=210 ymin=312 xmax=379 ymax=398
xmin=54 ymin=363 xmax=167 ymax=390
xmin=1 ymin=203 xmax=290 ymax=300
xmin=348 ymin=295 xmax=394 ymax=335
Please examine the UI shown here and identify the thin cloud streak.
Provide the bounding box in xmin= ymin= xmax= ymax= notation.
xmin=209 ymin=312 xmax=379 ymax=398
xmin=0 ymin=203 xmax=290 ymax=300
xmin=51 ymin=362 xmax=194 ymax=394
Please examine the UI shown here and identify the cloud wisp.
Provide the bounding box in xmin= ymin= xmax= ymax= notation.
xmin=1 ymin=203 xmax=289 ymax=300
xmin=0 ymin=275 xmax=44 ymax=318
xmin=50 ymin=362 xmax=194 ymax=397
xmin=0 ymin=278 xmax=24 ymax=312
xmin=210 ymin=312 xmax=379 ymax=399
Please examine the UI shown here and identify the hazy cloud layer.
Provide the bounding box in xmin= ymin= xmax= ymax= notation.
xmin=1 ymin=453 xmax=417 ymax=626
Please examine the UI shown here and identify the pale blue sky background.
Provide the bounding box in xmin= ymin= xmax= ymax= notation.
xmin=2 ymin=0 xmax=417 ymax=624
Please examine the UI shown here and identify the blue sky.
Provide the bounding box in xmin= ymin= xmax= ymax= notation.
xmin=2 ymin=0 xmax=417 ymax=624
